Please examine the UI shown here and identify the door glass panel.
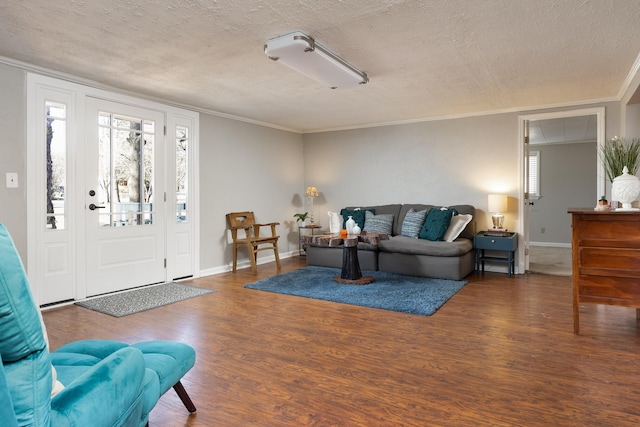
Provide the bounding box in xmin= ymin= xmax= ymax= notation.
xmin=97 ymin=111 xmax=155 ymax=227
xmin=176 ymin=125 xmax=189 ymax=222
xmin=46 ymin=101 xmax=66 ymax=230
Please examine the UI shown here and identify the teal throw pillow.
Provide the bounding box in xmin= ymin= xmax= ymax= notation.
xmin=419 ymin=208 xmax=458 ymax=241
xmin=363 ymin=211 xmax=393 ymax=234
xmin=340 ymin=208 xmax=374 ymax=229
xmin=401 ymin=208 xmax=428 ymax=238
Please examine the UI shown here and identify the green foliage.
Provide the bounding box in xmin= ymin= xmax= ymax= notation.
xmin=293 ymin=212 xmax=309 ymax=222
xmin=600 ymin=137 xmax=640 ymax=182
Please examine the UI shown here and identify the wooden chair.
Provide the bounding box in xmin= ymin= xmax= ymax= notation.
xmin=226 ymin=211 xmax=281 ymax=274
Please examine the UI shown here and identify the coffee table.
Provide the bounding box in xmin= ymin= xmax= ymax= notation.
xmin=302 ymin=232 xmax=389 ymax=285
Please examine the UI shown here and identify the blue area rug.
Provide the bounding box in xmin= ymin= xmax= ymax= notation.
xmin=244 ymin=266 xmax=467 ymax=316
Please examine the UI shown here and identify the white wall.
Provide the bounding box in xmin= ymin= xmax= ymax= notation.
xmin=199 ymin=114 xmax=304 ymax=272
xmin=529 ymin=142 xmax=597 ymax=244
xmin=625 ymin=103 xmax=640 ymax=137
xmin=0 ymin=63 xmax=27 ymax=259
xmin=621 ymin=58 xmax=640 ymax=136
xmin=303 ymin=114 xmax=522 ymax=233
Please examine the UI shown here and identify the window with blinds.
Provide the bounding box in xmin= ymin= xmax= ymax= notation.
xmin=529 ymin=150 xmax=540 ymax=199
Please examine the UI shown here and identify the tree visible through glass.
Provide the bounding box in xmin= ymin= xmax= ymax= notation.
xmin=97 ymin=111 xmax=155 ymax=227
xmin=45 ymin=101 xmax=66 ymax=230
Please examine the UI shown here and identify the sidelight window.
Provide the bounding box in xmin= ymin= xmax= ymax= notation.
xmin=45 ymin=101 xmax=67 ymax=230
xmin=176 ymin=125 xmax=189 ymax=222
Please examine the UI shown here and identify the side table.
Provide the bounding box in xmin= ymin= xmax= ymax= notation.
xmin=298 ymin=224 xmax=322 ymax=256
xmin=334 ymin=236 xmax=375 ymax=285
xmin=474 ymin=231 xmax=518 ymax=277
xmin=300 ymin=232 xmax=389 ymax=285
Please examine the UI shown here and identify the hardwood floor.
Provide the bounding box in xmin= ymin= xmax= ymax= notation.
xmin=42 ymin=257 xmax=640 ymax=426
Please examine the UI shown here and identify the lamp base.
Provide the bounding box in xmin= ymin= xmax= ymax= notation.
xmin=491 ymin=214 xmax=504 ymax=230
xmin=304 ymin=196 xmax=315 ymax=224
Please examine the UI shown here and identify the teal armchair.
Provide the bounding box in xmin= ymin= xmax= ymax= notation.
xmin=0 ymin=223 xmax=196 ymax=426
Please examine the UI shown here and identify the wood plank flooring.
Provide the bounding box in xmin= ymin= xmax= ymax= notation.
xmin=42 ymin=258 xmax=640 ymax=426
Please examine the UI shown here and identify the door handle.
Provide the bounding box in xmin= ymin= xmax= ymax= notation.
xmin=89 ymin=203 xmax=105 ymax=210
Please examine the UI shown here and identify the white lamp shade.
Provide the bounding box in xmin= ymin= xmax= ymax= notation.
xmin=265 ymin=32 xmax=368 ymax=89
xmin=488 ymin=194 xmax=508 ymax=213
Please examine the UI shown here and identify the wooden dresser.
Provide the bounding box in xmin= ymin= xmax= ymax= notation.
xmin=568 ymin=208 xmax=640 ymax=334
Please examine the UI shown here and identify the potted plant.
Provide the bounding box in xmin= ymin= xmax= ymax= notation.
xmin=600 ymin=136 xmax=640 ymax=183
xmin=293 ymin=212 xmax=309 ymax=227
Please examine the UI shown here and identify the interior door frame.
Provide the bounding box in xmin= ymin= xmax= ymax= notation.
xmin=517 ymin=107 xmax=605 ymax=273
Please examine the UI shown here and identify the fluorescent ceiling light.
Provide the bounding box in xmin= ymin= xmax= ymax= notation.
xmin=264 ymin=32 xmax=368 ymax=89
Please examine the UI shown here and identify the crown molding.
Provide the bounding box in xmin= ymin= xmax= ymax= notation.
xmin=0 ymin=54 xmax=624 ymax=136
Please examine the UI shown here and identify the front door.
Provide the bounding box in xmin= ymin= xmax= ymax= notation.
xmin=84 ymin=98 xmax=166 ymax=296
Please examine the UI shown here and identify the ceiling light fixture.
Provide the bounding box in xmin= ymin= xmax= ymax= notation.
xmin=264 ymin=31 xmax=368 ymax=89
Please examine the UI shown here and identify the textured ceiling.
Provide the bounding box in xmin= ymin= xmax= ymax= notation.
xmin=529 ymin=116 xmax=598 ymax=145
xmin=1 ymin=0 xmax=640 ymax=132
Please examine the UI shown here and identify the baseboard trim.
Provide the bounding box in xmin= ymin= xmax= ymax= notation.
xmin=529 ymin=241 xmax=571 ymax=248
xmin=198 ymin=251 xmax=297 ymax=278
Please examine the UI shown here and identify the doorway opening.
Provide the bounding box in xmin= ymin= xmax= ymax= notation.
xmin=518 ymin=107 xmax=605 ymax=275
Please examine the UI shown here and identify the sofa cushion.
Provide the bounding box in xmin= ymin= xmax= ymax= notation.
xmin=0 ymin=361 xmax=18 ymax=427
xmin=364 ymin=211 xmax=393 ymax=234
xmin=0 ymin=223 xmax=52 ymax=426
xmin=378 ymin=235 xmax=473 ymax=257
xmin=0 ymin=224 xmax=48 ymax=363
xmin=131 ymin=341 xmax=196 ymax=395
xmin=419 ymin=208 xmax=458 ymax=241
xmin=347 ymin=205 xmax=401 ymax=235
xmin=444 ymin=214 xmax=473 ymax=242
xmin=448 ymin=205 xmax=476 ymax=239
xmin=400 ymin=208 xmax=428 ymax=238
xmin=50 ymin=347 xmax=148 ymax=427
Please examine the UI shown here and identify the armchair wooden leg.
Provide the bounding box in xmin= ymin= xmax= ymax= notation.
xmin=232 ymin=244 xmax=238 ymax=272
xmin=247 ymin=243 xmax=258 ymax=273
xmin=274 ymin=243 xmax=281 ymax=270
xmin=173 ymin=380 xmax=197 ymax=413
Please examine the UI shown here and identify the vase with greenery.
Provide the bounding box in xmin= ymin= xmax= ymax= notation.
xmin=294 ymin=212 xmax=309 ymax=226
xmin=600 ymin=136 xmax=640 ymax=183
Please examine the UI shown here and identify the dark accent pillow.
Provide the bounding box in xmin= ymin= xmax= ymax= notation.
xmin=340 ymin=208 xmax=374 ymax=229
xmin=363 ymin=211 xmax=393 ymax=234
xmin=419 ymin=208 xmax=458 ymax=241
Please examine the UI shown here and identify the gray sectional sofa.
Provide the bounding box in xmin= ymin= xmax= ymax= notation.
xmin=305 ymin=204 xmax=476 ymax=280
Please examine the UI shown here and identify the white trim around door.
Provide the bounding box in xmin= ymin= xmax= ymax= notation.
xmin=27 ymin=73 xmax=200 ymax=306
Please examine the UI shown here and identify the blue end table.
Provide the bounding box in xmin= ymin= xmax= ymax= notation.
xmin=474 ymin=231 xmax=518 ymax=277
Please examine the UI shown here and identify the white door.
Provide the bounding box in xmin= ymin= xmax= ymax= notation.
xmin=84 ymin=98 xmax=166 ymax=296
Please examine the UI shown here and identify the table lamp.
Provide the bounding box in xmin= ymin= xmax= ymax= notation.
xmin=304 ymin=186 xmax=319 ymax=224
xmin=488 ymin=194 xmax=507 ymax=230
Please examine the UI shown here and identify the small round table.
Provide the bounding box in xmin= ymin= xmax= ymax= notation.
xmin=333 ymin=236 xmax=375 ymax=285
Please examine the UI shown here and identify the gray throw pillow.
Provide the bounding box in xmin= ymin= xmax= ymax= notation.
xmin=363 ymin=211 xmax=393 ymax=234
xmin=401 ymin=208 xmax=428 ymax=238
